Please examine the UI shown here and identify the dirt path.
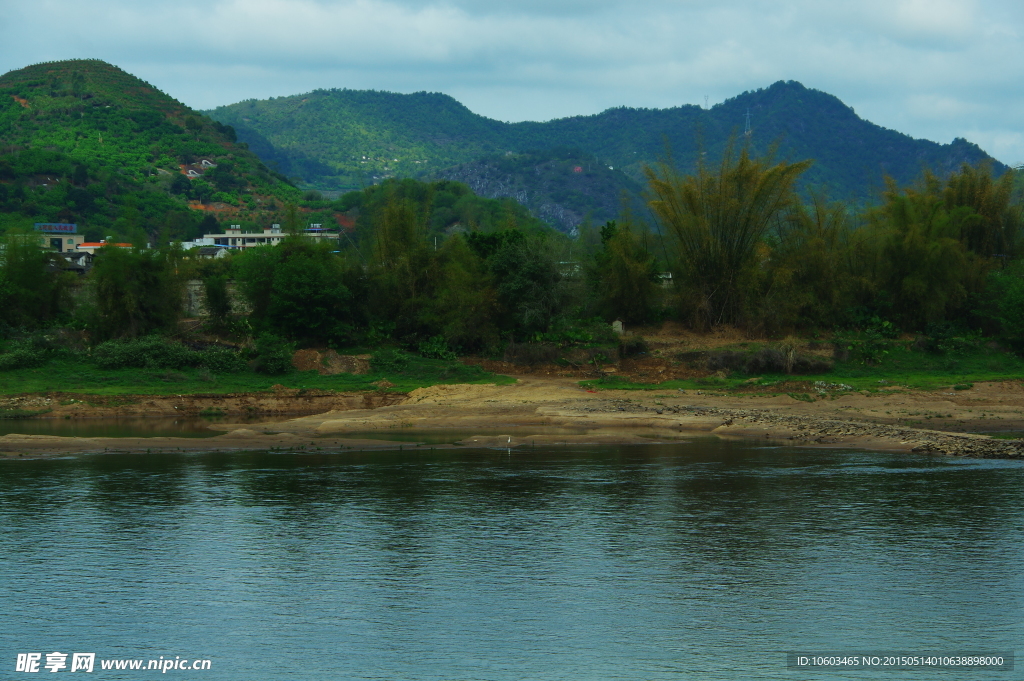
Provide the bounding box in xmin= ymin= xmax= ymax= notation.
xmin=3 ymin=377 xmax=1024 ymax=459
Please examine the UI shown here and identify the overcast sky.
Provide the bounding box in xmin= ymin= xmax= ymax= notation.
xmin=2 ymin=0 xmax=1022 ymax=163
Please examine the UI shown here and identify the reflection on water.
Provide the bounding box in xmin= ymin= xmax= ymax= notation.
xmin=0 ymin=441 xmax=1021 ymax=680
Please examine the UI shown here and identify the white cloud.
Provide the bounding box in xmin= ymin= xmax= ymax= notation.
xmin=1 ymin=0 xmax=1022 ymax=162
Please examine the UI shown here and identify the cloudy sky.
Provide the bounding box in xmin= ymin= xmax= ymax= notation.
xmin=2 ymin=0 xmax=1022 ymax=163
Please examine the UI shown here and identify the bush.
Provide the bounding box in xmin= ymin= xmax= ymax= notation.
xmin=370 ymin=348 xmax=410 ymax=373
xmin=197 ymin=347 xmax=246 ymax=373
xmin=418 ymin=335 xmax=457 ymax=360
xmin=0 ymin=342 xmax=48 ymax=371
xmin=251 ymin=334 xmax=294 ymax=375
xmin=917 ymin=322 xmax=983 ymax=356
xmin=370 ymin=348 xmax=489 ymax=383
xmin=92 ymin=337 xmax=196 ymax=370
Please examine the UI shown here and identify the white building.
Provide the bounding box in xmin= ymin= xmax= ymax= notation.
xmin=178 ymin=224 xmax=342 ymax=251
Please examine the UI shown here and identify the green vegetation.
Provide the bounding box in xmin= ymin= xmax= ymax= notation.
xmin=0 ymin=347 xmax=512 ymax=396
xmin=207 ymin=81 xmax=1002 ymax=207
xmin=2 ymin=59 xmax=1024 ymax=402
xmin=647 ymin=145 xmax=812 ymax=327
xmin=0 ymin=59 xmax=300 ymax=244
xmin=584 ymin=333 xmax=1024 ymax=393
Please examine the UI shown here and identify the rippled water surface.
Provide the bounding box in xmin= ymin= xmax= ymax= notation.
xmin=1 ymin=441 xmax=1021 ymax=680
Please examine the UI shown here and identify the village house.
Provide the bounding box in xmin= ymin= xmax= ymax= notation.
xmin=178 ymin=224 xmax=341 ymax=251
xmin=34 ymin=223 xmax=86 ymax=253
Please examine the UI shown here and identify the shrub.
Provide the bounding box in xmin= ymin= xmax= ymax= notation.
xmin=251 ymin=334 xmax=294 ymax=375
xmin=370 ymin=348 xmax=410 ymax=373
xmin=418 ymin=335 xmax=457 ymax=360
xmin=197 ymin=347 xmax=246 ymax=373
xmin=92 ymin=337 xmax=196 ymax=370
xmin=0 ymin=342 xmax=48 ymax=371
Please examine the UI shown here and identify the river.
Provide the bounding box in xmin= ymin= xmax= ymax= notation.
xmin=1 ymin=440 xmax=1020 ymax=679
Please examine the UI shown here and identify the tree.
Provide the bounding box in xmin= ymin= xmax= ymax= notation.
xmin=0 ymin=235 xmax=75 ymax=328
xmin=589 ymin=221 xmax=658 ymax=324
xmin=942 ymin=163 xmax=1022 ymax=258
xmin=756 ymin=195 xmax=857 ymax=331
xmin=417 ymin=235 xmax=496 ymax=350
xmin=88 ymin=246 xmax=186 ymax=339
xmin=235 ymin=237 xmax=356 ymax=343
xmin=646 ymin=146 xmax=811 ymax=327
xmin=863 ymin=179 xmax=980 ymax=328
xmin=488 ymin=234 xmax=562 ymax=336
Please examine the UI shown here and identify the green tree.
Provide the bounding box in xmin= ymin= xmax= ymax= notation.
xmin=863 ymin=179 xmax=982 ymax=328
xmin=755 ymin=195 xmax=857 ymax=332
xmin=489 ymin=233 xmax=562 ymax=336
xmin=941 ymin=163 xmax=1022 ymax=258
xmin=235 ymin=237 xmax=356 ymax=343
xmin=0 ymin=234 xmax=75 ymax=328
xmin=418 ymin=235 xmax=496 ymax=350
xmin=646 ymin=146 xmax=811 ymax=327
xmin=589 ymin=220 xmax=658 ymax=324
xmin=87 ymin=245 xmax=186 ymax=339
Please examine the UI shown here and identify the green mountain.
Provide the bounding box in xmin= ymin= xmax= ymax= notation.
xmin=0 ymin=59 xmax=299 ymax=242
xmin=206 ymin=89 xmax=506 ymax=189
xmin=208 ymin=81 xmax=1004 ymax=209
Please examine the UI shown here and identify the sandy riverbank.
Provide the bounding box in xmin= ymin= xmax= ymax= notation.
xmin=3 ymin=377 xmax=1024 ymax=459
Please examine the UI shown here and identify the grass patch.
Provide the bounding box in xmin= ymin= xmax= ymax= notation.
xmin=581 ymin=343 xmax=1024 ymax=393
xmin=0 ymin=408 xmax=52 ymax=419
xmin=987 ymin=432 xmax=1024 ymax=440
xmin=0 ymin=354 xmax=513 ymax=397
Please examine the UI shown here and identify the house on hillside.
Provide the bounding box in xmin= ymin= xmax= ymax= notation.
xmin=33 ymin=223 xmax=86 ymax=253
xmin=76 ymin=240 xmax=133 ymax=255
xmin=177 ymin=224 xmax=342 ymax=251
xmin=61 ymin=251 xmax=92 ymax=275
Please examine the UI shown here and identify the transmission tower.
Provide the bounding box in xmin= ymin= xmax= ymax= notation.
xmin=744 ymin=109 xmax=752 ymax=137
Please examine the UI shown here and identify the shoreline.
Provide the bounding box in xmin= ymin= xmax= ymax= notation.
xmin=2 ymin=377 xmax=1024 ymax=460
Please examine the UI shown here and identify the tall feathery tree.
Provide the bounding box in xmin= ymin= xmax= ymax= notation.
xmin=865 ymin=178 xmax=976 ymax=328
xmin=941 ymin=163 xmax=1022 ymax=258
xmin=754 ymin=194 xmax=857 ymax=333
xmin=646 ymin=146 xmax=811 ymax=327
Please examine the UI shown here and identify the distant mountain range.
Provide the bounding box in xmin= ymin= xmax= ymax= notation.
xmin=208 ymin=81 xmax=1003 ymax=211
xmin=0 ymin=58 xmax=1006 ymax=240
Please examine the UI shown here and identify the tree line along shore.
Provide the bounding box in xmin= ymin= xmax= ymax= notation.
xmin=2 ymin=146 xmax=1024 ymax=407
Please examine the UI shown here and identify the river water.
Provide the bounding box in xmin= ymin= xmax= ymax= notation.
xmin=1 ymin=440 xmax=1021 ymax=680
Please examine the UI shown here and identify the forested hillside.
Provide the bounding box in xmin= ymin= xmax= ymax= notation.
xmin=430 ymin=149 xmax=645 ymax=233
xmin=0 ymin=59 xmax=300 ymax=243
xmin=206 ymin=90 xmax=507 ymax=191
xmin=209 ymin=81 xmax=1002 ymax=208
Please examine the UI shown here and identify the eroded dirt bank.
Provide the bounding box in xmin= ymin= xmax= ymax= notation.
xmin=0 ymin=388 xmax=404 ymax=418
xmin=3 ymin=378 xmax=1024 ymax=459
